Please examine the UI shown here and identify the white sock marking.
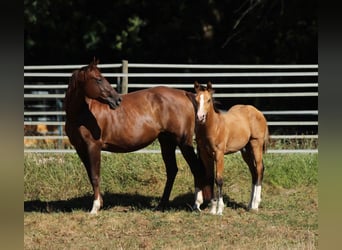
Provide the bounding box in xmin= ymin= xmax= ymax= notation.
xmin=249 ymin=184 xmax=262 ymax=210
xmin=90 ymin=198 xmax=101 ymax=214
xmin=217 ymin=197 xmax=225 ymax=215
xmin=193 ymin=188 xmax=203 ymax=211
xmin=210 ymin=199 xmax=217 ymax=215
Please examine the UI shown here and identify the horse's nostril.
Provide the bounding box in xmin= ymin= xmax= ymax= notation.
xmin=116 ymin=97 xmax=122 ymax=105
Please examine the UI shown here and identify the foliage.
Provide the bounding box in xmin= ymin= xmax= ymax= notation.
xmin=24 ymin=0 xmax=317 ymax=64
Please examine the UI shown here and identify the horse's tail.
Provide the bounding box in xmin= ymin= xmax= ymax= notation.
xmin=263 ymin=123 xmax=270 ymax=153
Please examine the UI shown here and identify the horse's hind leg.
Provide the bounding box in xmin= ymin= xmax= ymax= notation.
xmin=179 ymin=143 xmax=211 ymax=211
xmin=157 ymin=134 xmax=178 ymax=210
xmin=178 ymin=144 xmax=201 ymax=209
xmin=242 ymin=141 xmax=264 ymax=211
xmin=75 ymin=143 xmax=103 ymax=214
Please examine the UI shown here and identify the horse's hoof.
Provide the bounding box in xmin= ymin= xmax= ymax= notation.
xmin=249 ymin=208 xmax=259 ymax=213
xmin=209 ymin=209 xmax=217 ymax=215
xmin=153 ymin=204 xmax=166 ymax=212
xmin=192 ymin=206 xmax=201 ymax=213
xmin=89 ymin=210 xmax=98 ymax=215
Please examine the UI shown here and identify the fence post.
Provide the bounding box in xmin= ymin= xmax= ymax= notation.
xmin=120 ymin=60 xmax=128 ymax=94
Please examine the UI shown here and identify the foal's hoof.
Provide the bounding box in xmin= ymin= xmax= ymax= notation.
xmin=89 ymin=210 xmax=99 ymax=215
xmin=249 ymin=208 xmax=259 ymax=213
xmin=191 ymin=205 xmax=201 ymax=213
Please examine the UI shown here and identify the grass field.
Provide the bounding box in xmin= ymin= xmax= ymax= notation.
xmin=24 ymin=150 xmax=318 ymax=249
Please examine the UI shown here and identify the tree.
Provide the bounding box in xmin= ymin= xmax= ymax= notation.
xmin=24 ymin=0 xmax=317 ymax=64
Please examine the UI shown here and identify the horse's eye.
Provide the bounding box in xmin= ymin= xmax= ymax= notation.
xmin=207 ymin=99 xmax=211 ymax=103
xmin=96 ymin=78 xmax=102 ymax=84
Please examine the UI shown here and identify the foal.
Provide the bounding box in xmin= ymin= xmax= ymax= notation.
xmin=193 ymin=81 xmax=269 ymax=215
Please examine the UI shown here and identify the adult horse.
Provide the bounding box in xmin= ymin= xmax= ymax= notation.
xmin=193 ymin=81 xmax=269 ymax=215
xmin=64 ymin=60 xmax=207 ymax=214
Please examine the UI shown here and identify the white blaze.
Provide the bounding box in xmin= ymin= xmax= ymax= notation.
xmin=197 ymin=94 xmax=206 ymax=122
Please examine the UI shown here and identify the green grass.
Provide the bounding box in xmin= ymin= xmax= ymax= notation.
xmin=24 ymin=151 xmax=318 ymax=249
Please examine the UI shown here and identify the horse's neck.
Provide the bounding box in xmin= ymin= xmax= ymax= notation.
xmin=65 ymin=88 xmax=87 ymax=121
xmin=199 ymin=105 xmax=220 ymax=136
xmin=209 ymin=105 xmax=221 ymax=129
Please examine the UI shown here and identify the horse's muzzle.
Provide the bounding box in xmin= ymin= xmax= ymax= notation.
xmin=107 ymin=96 xmax=122 ymax=109
xmin=197 ymin=114 xmax=206 ymax=124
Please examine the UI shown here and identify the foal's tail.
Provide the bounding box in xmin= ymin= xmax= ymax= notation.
xmin=263 ymin=124 xmax=270 ymax=153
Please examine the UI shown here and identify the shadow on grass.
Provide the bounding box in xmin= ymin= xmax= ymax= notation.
xmin=24 ymin=192 xmax=247 ymax=213
xmin=24 ymin=192 xmax=156 ymax=213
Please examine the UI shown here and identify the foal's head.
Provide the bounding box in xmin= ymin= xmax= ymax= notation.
xmin=194 ymin=81 xmax=214 ymax=124
xmin=75 ymin=58 xmax=122 ymax=109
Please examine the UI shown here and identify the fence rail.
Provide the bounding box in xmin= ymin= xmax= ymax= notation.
xmin=24 ymin=62 xmax=318 ymax=154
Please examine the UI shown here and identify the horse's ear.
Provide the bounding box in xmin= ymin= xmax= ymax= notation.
xmin=94 ymin=57 xmax=99 ymax=65
xmin=90 ymin=57 xmax=99 ymax=68
xmin=207 ymin=81 xmax=213 ymax=91
xmin=194 ymin=81 xmax=201 ymax=92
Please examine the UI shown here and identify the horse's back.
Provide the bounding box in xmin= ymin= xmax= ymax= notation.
xmin=227 ymin=105 xmax=265 ymax=122
xmin=148 ymin=86 xmax=196 ymax=139
xmin=118 ymin=86 xmax=196 ymax=145
xmin=226 ymin=105 xmax=267 ymax=138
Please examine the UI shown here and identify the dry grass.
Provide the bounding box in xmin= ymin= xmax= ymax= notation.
xmin=24 ymin=152 xmax=318 ymax=249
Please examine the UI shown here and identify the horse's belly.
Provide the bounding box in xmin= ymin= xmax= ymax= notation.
xmin=225 ymin=138 xmax=249 ymax=153
xmin=102 ymin=141 xmax=153 ymax=153
xmin=102 ymin=130 xmax=158 ymax=153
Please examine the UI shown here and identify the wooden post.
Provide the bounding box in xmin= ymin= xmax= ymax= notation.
xmin=121 ymin=60 xmax=128 ymax=94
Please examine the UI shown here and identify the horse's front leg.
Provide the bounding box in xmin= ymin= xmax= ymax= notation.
xmin=89 ymin=145 xmax=103 ymax=214
xmin=77 ymin=141 xmax=103 ymax=214
xmin=210 ymin=150 xmax=225 ymax=215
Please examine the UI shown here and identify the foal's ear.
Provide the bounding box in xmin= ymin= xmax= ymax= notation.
xmin=194 ymin=81 xmax=201 ymax=92
xmin=207 ymin=81 xmax=213 ymax=91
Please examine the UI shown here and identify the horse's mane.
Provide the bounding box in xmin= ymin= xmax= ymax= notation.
xmin=212 ymin=100 xmax=222 ymax=114
xmin=66 ymin=64 xmax=95 ymax=98
xmin=64 ymin=62 xmax=100 ymax=115
xmin=64 ymin=69 xmax=86 ymax=114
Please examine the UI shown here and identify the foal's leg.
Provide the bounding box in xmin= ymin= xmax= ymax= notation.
xmin=242 ymin=141 xmax=264 ymax=211
xmin=213 ymin=150 xmax=225 ymax=215
xmin=251 ymin=140 xmax=265 ymax=210
xmin=157 ymin=134 xmax=178 ymax=210
xmin=76 ymin=143 xmax=102 ymax=214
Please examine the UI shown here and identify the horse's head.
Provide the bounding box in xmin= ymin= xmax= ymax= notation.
xmin=77 ymin=59 xmax=122 ymax=109
xmin=194 ymin=81 xmax=214 ymax=124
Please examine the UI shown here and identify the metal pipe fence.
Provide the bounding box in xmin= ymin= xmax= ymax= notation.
xmin=24 ymin=62 xmax=318 ymax=153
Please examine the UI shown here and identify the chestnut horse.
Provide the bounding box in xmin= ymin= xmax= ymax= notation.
xmin=64 ymin=60 xmax=206 ymax=214
xmin=193 ymin=81 xmax=269 ymax=215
